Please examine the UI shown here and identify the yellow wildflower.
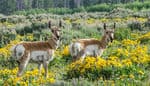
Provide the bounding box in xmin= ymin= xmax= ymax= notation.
xmin=46 ymin=78 xmax=55 ymax=83
xmin=122 ymin=59 xmax=132 ymax=67
xmin=129 ymin=74 xmax=134 ymax=79
xmin=138 ymin=70 xmax=144 ymax=75
xmin=122 ymin=39 xmax=138 ymax=46
xmin=61 ymin=45 xmax=70 ymax=56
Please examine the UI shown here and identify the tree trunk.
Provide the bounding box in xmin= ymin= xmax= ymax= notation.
xmin=74 ymin=0 xmax=81 ymax=8
xmin=16 ymin=0 xmax=24 ymax=10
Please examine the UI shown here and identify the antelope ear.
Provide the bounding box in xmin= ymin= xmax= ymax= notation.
xmin=48 ymin=20 xmax=51 ymax=29
xmin=114 ymin=22 xmax=116 ymax=29
xmin=104 ymin=23 xmax=106 ymax=30
xmin=59 ymin=20 xmax=62 ymax=28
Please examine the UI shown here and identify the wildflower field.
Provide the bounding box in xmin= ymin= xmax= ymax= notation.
xmin=0 ymin=9 xmax=150 ymax=86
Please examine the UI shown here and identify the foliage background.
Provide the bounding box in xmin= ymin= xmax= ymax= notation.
xmin=0 ymin=0 xmax=150 ymax=15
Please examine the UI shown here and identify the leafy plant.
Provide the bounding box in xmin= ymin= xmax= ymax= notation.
xmin=128 ymin=21 xmax=143 ymax=31
xmin=114 ymin=28 xmax=131 ymax=40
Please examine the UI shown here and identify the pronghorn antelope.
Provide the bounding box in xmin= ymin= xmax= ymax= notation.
xmin=11 ymin=20 xmax=62 ymax=77
xmin=70 ymin=23 xmax=116 ymax=61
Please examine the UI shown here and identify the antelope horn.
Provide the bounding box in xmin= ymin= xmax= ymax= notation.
xmin=114 ymin=23 xmax=116 ymax=29
xmin=59 ymin=20 xmax=62 ymax=27
xmin=48 ymin=21 xmax=51 ymax=29
xmin=104 ymin=23 xmax=106 ymax=30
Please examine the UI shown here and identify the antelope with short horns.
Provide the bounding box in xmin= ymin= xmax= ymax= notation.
xmin=70 ymin=23 xmax=116 ymax=61
xmin=11 ymin=20 xmax=62 ymax=77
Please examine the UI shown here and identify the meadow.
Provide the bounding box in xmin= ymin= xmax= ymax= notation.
xmin=0 ymin=7 xmax=150 ymax=86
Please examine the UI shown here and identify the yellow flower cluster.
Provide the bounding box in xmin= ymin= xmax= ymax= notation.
xmin=107 ymin=56 xmax=122 ymax=67
xmin=73 ymin=19 xmax=81 ymax=23
xmin=138 ymin=32 xmax=150 ymax=42
xmin=62 ymin=17 xmax=147 ymax=26
xmin=122 ymin=39 xmax=139 ymax=46
xmin=61 ymin=45 xmax=70 ymax=56
xmin=0 ymin=22 xmax=15 ymax=28
xmin=0 ymin=40 xmax=20 ymax=57
xmin=122 ymin=59 xmax=132 ymax=67
xmin=127 ymin=17 xmax=147 ymax=22
xmin=131 ymin=33 xmax=140 ymax=39
xmin=26 ymin=34 xmax=34 ymax=41
xmin=0 ymin=34 xmax=34 ymax=58
xmin=86 ymin=18 xmax=95 ymax=24
xmin=99 ymin=17 xmax=147 ymax=23
xmin=0 ymin=68 xmax=55 ymax=86
xmin=100 ymin=18 xmax=109 ymax=22
xmin=68 ymin=56 xmax=122 ymax=76
xmin=116 ymin=44 xmax=149 ymax=64
xmin=114 ymin=18 xmax=122 ymax=22
xmin=65 ymin=19 xmax=71 ymax=24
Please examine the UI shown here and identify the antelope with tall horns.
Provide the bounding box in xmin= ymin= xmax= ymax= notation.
xmin=11 ymin=20 xmax=62 ymax=77
xmin=69 ymin=23 xmax=116 ymax=61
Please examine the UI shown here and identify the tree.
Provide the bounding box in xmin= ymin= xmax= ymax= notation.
xmin=32 ymin=0 xmax=38 ymax=8
xmin=0 ymin=0 xmax=147 ymax=15
xmin=74 ymin=0 xmax=81 ymax=8
xmin=16 ymin=0 xmax=24 ymax=10
xmin=43 ymin=0 xmax=53 ymax=8
xmin=83 ymin=0 xmax=98 ymax=7
xmin=0 ymin=0 xmax=16 ymax=15
xmin=24 ymin=0 xmax=33 ymax=9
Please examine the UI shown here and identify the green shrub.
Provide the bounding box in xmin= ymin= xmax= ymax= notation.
xmin=13 ymin=10 xmax=27 ymax=15
xmin=144 ymin=17 xmax=150 ymax=27
xmin=61 ymin=29 xmax=87 ymax=45
xmin=13 ymin=1 xmax=150 ymax=15
xmin=107 ymin=7 xmax=133 ymax=18
xmin=80 ymin=26 xmax=101 ymax=39
xmin=30 ymin=22 xmax=47 ymax=31
xmin=128 ymin=21 xmax=142 ymax=31
xmin=125 ymin=2 xmax=143 ymax=10
xmin=114 ymin=28 xmax=131 ymax=40
xmin=125 ymin=1 xmax=150 ymax=10
xmin=33 ymin=31 xmax=41 ymax=41
xmin=24 ymin=25 xmax=33 ymax=33
xmin=73 ymin=7 xmax=86 ymax=13
xmin=71 ymin=22 xmax=82 ymax=30
xmin=47 ymin=8 xmax=72 ymax=14
xmin=15 ymin=26 xmax=24 ymax=36
xmin=0 ymin=18 xmax=7 ymax=23
xmin=86 ymin=4 xmax=112 ymax=12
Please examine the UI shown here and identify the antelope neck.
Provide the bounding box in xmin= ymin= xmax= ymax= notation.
xmin=48 ymin=35 xmax=59 ymax=49
xmin=99 ymin=35 xmax=109 ymax=49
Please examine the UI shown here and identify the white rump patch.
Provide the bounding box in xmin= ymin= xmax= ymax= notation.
xmin=70 ymin=42 xmax=82 ymax=57
xmin=11 ymin=44 xmax=25 ymax=60
xmin=10 ymin=45 xmax=16 ymax=57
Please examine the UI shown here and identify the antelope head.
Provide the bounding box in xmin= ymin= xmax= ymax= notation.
xmin=48 ymin=20 xmax=62 ymax=40
xmin=103 ymin=23 xmax=115 ymax=43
